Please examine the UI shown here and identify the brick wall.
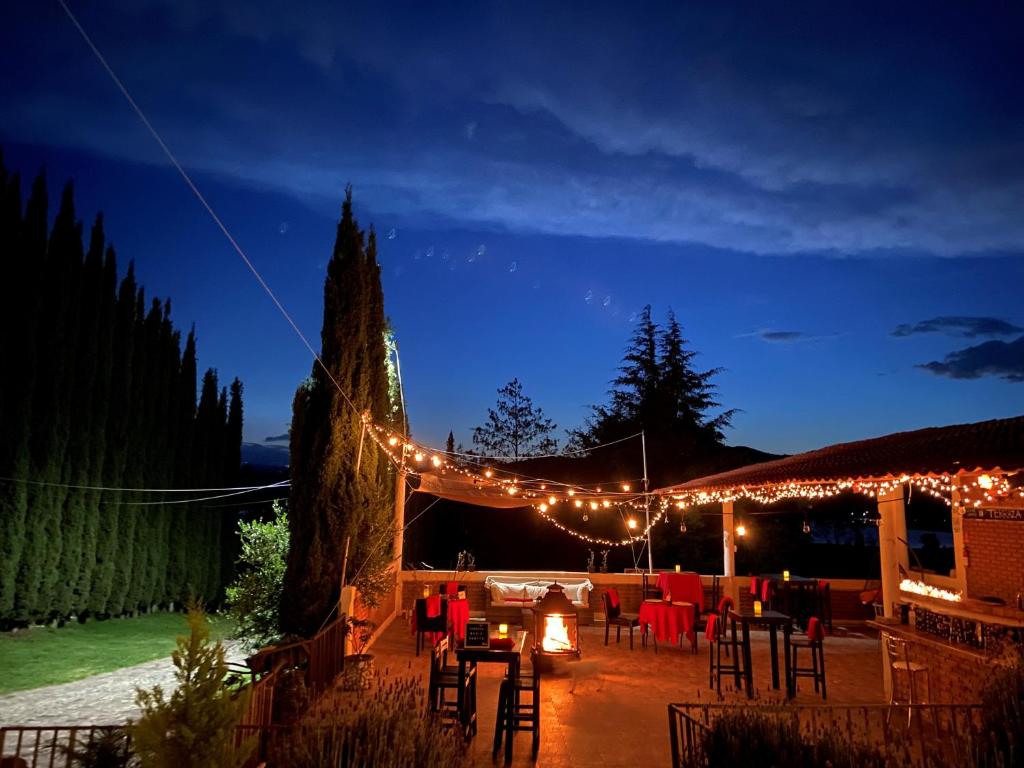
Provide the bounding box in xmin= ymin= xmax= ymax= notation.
xmin=964 ymin=519 xmax=1024 ymax=604
xmin=879 ymin=628 xmax=990 ymax=706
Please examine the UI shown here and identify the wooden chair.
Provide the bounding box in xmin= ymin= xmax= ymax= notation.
xmin=816 ymin=580 xmax=833 ymax=631
xmin=707 ymin=611 xmax=744 ymax=695
xmin=691 ymin=575 xmax=721 ymax=654
xmin=439 ymin=582 xmax=466 ymax=597
xmin=602 ymin=588 xmax=642 ymax=650
xmin=415 ymin=596 xmax=448 ymax=656
xmin=494 ymin=648 xmax=541 ymax=760
xmin=789 ymin=616 xmax=827 ymax=699
xmin=641 ymin=571 xmax=663 ymax=601
xmin=428 ymin=636 xmax=475 ymax=729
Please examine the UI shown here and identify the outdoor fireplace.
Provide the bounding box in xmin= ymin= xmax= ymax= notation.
xmin=533 ymin=583 xmax=580 ymax=659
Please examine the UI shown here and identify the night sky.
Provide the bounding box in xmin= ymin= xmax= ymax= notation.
xmin=3 ymin=2 xmax=1022 ymax=459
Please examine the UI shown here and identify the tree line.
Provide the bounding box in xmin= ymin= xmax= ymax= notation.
xmin=0 ymin=153 xmax=243 ymax=626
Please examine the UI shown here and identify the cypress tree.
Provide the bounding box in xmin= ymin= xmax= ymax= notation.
xmin=75 ymin=243 xmax=118 ymax=614
xmin=54 ymin=214 xmax=105 ymax=617
xmin=89 ymin=260 xmax=137 ymax=615
xmin=20 ymin=182 xmax=82 ymax=620
xmin=167 ymin=329 xmax=197 ymax=607
xmin=192 ymin=368 xmax=221 ymax=601
xmin=280 ymin=191 xmax=396 ymax=636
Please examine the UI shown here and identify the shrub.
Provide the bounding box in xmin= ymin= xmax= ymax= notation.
xmin=225 ymin=502 xmax=289 ymax=650
xmin=978 ymin=650 xmax=1024 ymax=767
xmin=130 ymin=603 xmax=253 ymax=768
xmin=270 ymin=672 xmax=471 ymax=767
xmin=63 ymin=728 xmax=133 ymax=768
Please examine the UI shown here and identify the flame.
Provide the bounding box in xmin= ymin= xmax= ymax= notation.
xmin=899 ymin=578 xmax=962 ymax=602
xmin=541 ymin=615 xmax=573 ymax=653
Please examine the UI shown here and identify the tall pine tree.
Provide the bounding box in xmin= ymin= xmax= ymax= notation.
xmin=280 ymin=190 xmax=399 ymax=637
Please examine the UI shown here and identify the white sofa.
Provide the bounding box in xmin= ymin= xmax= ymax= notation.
xmin=484 ymin=573 xmax=593 ymax=609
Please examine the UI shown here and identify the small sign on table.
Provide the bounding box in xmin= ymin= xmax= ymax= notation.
xmin=464 ymin=617 xmax=490 ymax=649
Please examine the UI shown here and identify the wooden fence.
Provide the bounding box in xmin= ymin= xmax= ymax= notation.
xmin=667 ymin=702 xmax=987 ymax=768
xmin=0 ymin=725 xmax=128 ymax=768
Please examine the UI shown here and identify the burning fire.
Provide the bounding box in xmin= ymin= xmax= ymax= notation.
xmin=542 ymin=615 xmax=573 ymax=653
xmin=899 ymin=578 xmax=962 ymax=602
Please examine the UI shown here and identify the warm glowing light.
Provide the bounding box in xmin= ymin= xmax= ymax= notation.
xmin=736 ymin=525 xmax=747 ymax=537
xmin=387 ymin=436 xmax=398 ymax=446
xmin=590 ymin=501 xmax=599 ymax=511
xmin=753 ymin=600 xmax=762 ymax=616
xmin=900 ymin=578 xmax=962 ymax=602
xmin=508 ymin=486 xmax=518 ymax=496
xmin=539 ymin=503 xmax=548 ymax=512
xmin=602 ymin=500 xmax=611 ymax=508
xmin=627 ymin=518 xmax=638 ymax=529
xmin=575 ymin=500 xmax=583 ymax=508
xmin=567 ymin=490 xmax=575 ymax=497
xmin=484 ymin=469 xmax=493 ymax=478
xmin=542 ymin=615 xmax=573 ymax=653
xmin=783 ymin=570 xmax=790 ymax=581
xmin=977 ymin=474 xmax=994 ymax=490
xmin=430 ymin=455 xmax=442 ymax=467
xmin=414 ymin=452 xmax=424 ymax=462
xmin=498 ymin=623 xmax=509 ymax=637
xmin=540 ymin=484 xmax=547 ymax=490
xmin=548 ymin=496 xmax=557 ymax=505
xmin=622 ymin=483 xmax=631 ymax=492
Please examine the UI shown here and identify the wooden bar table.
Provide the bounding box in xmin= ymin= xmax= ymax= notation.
xmin=455 ymin=631 xmax=528 ymax=763
xmin=728 ymin=608 xmax=794 ymax=698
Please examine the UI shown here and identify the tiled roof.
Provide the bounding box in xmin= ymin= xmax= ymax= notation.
xmin=659 ymin=415 xmax=1024 ymax=494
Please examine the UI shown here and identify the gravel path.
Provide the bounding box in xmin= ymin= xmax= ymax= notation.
xmin=0 ymin=641 xmax=245 ymax=727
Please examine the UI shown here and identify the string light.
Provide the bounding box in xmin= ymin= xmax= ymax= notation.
xmin=627 ymin=518 xmax=637 ymax=529
xmin=736 ymin=524 xmax=747 ymax=538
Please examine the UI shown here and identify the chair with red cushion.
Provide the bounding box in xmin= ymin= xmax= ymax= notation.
xmin=706 ymin=612 xmax=744 ymax=695
xmin=602 ymin=588 xmax=642 ymax=650
xmin=439 ymin=581 xmax=465 ymax=597
xmin=789 ymin=616 xmax=827 ymax=699
xmin=415 ymin=596 xmax=449 ymax=656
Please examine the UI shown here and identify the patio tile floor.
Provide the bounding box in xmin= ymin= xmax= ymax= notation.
xmin=367 ymin=617 xmax=885 ymax=767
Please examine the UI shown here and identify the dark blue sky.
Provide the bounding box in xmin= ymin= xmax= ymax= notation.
xmin=3 ymin=2 xmax=1022 ymax=455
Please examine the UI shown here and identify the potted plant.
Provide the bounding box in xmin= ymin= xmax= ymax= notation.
xmin=342 ymin=616 xmax=376 ymax=690
xmin=587 ymin=550 xmax=596 ymax=573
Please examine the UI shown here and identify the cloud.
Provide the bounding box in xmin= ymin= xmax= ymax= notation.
xmin=6 ymin=2 xmax=1024 ymax=257
xmin=264 ymin=433 xmax=290 ymax=442
xmin=917 ymin=336 xmax=1024 ymax=382
xmin=740 ymin=329 xmax=837 ymax=343
xmin=892 ymin=316 xmax=1023 ymax=338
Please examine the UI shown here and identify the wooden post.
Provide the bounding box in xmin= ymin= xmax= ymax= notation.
xmin=877 ymin=486 xmax=909 ymax=618
xmin=723 ymin=501 xmax=737 ymax=604
xmin=394 ymin=468 xmax=407 ymax=610
xmin=950 ymin=475 xmax=969 ymax=596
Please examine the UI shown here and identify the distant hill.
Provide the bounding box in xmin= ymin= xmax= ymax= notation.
xmin=241 ymin=441 xmax=289 ymax=469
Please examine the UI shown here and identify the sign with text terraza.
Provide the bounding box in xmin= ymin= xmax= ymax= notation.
xmin=963 ymin=508 xmax=1024 ymax=521
xmin=464 ymin=618 xmax=490 ymax=649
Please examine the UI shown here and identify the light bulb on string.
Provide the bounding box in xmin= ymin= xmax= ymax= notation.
xmin=680 ymin=520 xmax=687 ymax=534
xmin=802 ymin=519 xmax=811 ymax=535
xmin=627 ymin=518 xmax=638 ymax=529
xmin=582 ymin=512 xmax=589 ymax=522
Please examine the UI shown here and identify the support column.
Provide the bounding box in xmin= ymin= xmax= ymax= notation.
xmin=393 ymin=469 xmax=407 ymax=610
xmin=950 ymin=476 xmax=969 ymax=596
xmin=722 ymin=501 xmax=738 ymax=604
xmin=877 ymin=486 xmax=910 ymax=618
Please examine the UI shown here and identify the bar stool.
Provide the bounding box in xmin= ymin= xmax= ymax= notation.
xmin=494 ymin=648 xmax=541 ymax=760
xmin=884 ymin=634 xmax=934 ymax=728
xmin=789 ymin=616 xmax=827 ymax=699
xmin=415 ymin=596 xmax=448 ymax=656
xmin=428 ymin=637 xmax=475 ymax=730
xmin=707 ymin=612 xmax=744 ymax=695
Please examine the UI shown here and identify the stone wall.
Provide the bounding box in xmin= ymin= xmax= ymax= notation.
xmin=964 ymin=518 xmax=1024 ymax=604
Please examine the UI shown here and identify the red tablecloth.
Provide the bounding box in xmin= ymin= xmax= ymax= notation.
xmin=656 ymin=572 xmax=704 ymax=613
xmin=410 ymin=596 xmax=471 ymax=644
xmin=447 ymin=598 xmax=470 ymax=642
xmin=639 ymin=601 xmax=695 ymax=644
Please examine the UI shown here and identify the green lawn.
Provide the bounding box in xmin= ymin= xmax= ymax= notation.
xmin=0 ymin=612 xmax=234 ymax=695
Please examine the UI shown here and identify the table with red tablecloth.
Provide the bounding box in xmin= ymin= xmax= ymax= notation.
xmin=655 ymin=572 xmax=704 ymax=613
xmin=638 ymin=601 xmax=695 ymax=645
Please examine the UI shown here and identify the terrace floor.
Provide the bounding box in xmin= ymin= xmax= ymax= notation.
xmin=368 ymin=617 xmax=886 ymax=767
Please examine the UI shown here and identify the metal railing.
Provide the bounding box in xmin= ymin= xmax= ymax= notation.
xmin=668 ymin=702 xmax=987 ymax=768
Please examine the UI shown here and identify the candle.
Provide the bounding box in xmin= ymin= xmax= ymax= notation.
xmin=422 ymin=584 xmax=430 ymax=598
xmin=783 ymin=570 xmax=790 ymax=581
xmin=674 ymin=564 xmax=681 ymax=573
xmin=498 ymin=623 xmax=509 ymax=637
xmin=753 ymin=600 xmax=762 ymax=616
